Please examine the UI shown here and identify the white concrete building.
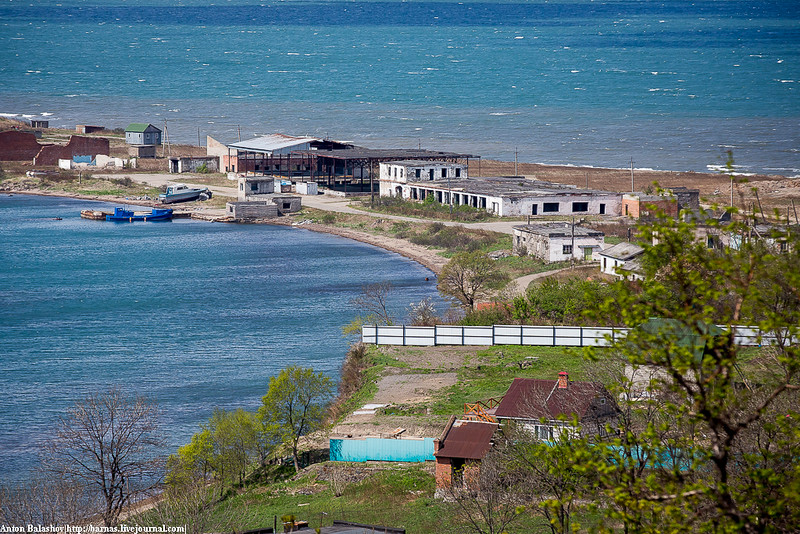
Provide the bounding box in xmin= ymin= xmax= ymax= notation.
xmin=379 ymin=160 xmax=468 ymax=198
xmin=378 ymin=163 xmax=621 ymax=217
xmin=238 ymin=175 xmax=276 ymax=201
xmin=598 ymin=242 xmax=645 ymax=280
xmin=513 ymin=223 xmax=605 ymax=263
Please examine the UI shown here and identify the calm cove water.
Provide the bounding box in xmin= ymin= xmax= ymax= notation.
xmin=0 ymin=194 xmax=443 ymax=482
xmin=0 ymin=0 xmax=798 ymax=175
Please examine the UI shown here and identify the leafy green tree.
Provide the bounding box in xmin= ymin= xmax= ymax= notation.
xmin=258 ymin=366 xmax=334 ymax=472
xmin=551 ymin=211 xmax=800 ymax=532
xmin=438 ymin=251 xmax=508 ymax=310
xmin=206 ymin=408 xmax=259 ymax=491
xmin=512 ymin=278 xmax=619 ymax=325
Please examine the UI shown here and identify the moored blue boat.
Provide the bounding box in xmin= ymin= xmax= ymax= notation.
xmin=106 ymin=207 xmax=173 ymax=222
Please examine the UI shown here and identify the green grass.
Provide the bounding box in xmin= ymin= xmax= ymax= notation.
xmin=142 ymin=462 xmax=554 ymax=533
xmin=430 ymin=345 xmax=595 ymax=415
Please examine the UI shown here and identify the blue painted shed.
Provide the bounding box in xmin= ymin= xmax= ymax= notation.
xmin=330 ymin=437 xmax=435 ymax=462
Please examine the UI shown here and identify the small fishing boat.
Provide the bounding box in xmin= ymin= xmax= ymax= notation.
xmin=105 ymin=207 xmax=173 ymax=222
xmin=81 ymin=209 xmax=110 ymax=220
xmin=158 ymin=183 xmax=212 ymax=204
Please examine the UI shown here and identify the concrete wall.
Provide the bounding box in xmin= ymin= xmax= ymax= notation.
xmin=238 ymin=176 xmax=275 ymax=201
xmin=272 ymin=195 xmax=301 ymax=214
xmin=513 ymin=228 xmax=604 ymax=262
xmin=0 ymin=130 xmax=42 ymax=161
xmin=330 ymin=437 xmax=434 ymax=462
xmin=622 ymin=195 xmax=677 ymax=219
xmin=170 ymin=157 xmax=219 ymax=174
xmin=128 ymin=145 xmax=157 ymax=159
xmin=33 ymin=136 xmax=110 ymax=166
xmin=226 ymin=202 xmax=278 ymax=219
xmin=505 ymin=192 xmax=621 ymax=218
xmin=296 ymin=181 xmax=318 ymax=195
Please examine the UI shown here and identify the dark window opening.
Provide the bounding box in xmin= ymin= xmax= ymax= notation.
xmin=563 ymin=245 xmax=573 ymax=255
xmin=572 ymin=202 xmax=589 ymax=212
xmin=455 ymin=168 xmax=461 ymax=177
xmin=599 ymin=203 xmax=606 ymax=215
xmin=543 ymin=202 xmax=559 ymax=213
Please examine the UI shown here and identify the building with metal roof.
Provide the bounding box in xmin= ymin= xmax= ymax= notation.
xmin=124 ymin=123 xmax=162 ymax=145
xmin=599 ymin=242 xmax=645 ymax=279
xmin=493 ymin=374 xmax=620 ymax=440
xmin=378 ymin=167 xmax=622 ymax=217
xmin=513 ymin=222 xmax=605 ymax=262
xmin=433 ymin=416 xmax=498 ymax=494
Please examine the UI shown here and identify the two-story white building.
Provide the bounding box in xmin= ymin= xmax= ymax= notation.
xmin=378 ymin=161 xmax=622 ymax=217
xmin=379 ymin=160 xmax=468 ymax=198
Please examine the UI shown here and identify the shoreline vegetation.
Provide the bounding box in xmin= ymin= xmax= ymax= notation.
xmin=2 ymin=125 xmax=799 ymax=531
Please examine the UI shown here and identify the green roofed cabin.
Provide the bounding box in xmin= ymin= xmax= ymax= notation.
xmin=125 ymin=123 xmax=162 ymax=146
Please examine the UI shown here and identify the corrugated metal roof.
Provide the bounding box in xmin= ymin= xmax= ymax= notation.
xmin=493 ymin=377 xmax=609 ymax=421
xmin=513 ymin=223 xmax=604 ymax=238
xmin=599 ymin=242 xmax=644 ymax=261
xmin=125 ymin=123 xmax=158 ymax=133
xmin=228 ymin=133 xmax=320 ymax=153
xmin=435 ymin=420 xmax=497 ymax=460
xmin=295 ymin=148 xmax=478 ymax=160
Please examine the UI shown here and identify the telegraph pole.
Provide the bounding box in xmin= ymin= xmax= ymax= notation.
xmin=630 ymin=157 xmax=634 ymax=193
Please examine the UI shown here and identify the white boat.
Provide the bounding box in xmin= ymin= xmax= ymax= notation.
xmin=158 ymin=183 xmax=212 ymax=204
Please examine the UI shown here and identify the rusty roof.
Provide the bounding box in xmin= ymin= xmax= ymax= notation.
xmin=493 ymin=377 xmax=609 ymax=421
xmin=435 ymin=419 xmax=498 ymax=460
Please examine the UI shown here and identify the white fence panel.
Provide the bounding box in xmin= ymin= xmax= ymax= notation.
xmin=404 ymin=327 xmax=436 ymax=346
xmin=435 ymin=325 xmax=466 ymax=345
xmin=522 ymin=326 xmax=557 ymax=346
xmin=362 ymin=325 xmax=377 ymax=344
xmin=463 ymin=326 xmax=494 ymax=345
xmin=363 ymin=325 xmax=764 ymax=347
xmin=582 ymin=328 xmax=614 ymax=347
xmin=375 ymin=326 xmax=405 ymax=346
xmin=554 ymin=326 xmax=582 ymax=346
xmin=494 ymin=325 xmax=524 ymax=345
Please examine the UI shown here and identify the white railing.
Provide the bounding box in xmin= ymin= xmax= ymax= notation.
xmin=361 ymin=324 xmax=784 ymax=347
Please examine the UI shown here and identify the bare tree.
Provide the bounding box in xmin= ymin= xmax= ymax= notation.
xmin=42 ymin=388 xmax=164 ymax=527
xmin=0 ymin=473 xmax=93 ymax=526
xmin=352 ymin=281 xmax=395 ymax=325
xmin=438 ymin=252 xmax=508 ymax=310
xmin=442 ymin=448 xmax=527 ymax=534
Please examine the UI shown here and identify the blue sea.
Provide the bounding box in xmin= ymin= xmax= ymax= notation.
xmin=0 ymin=194 xmax=443 ymax=482
xmin=0 ymin=0 xmax=798 ymax=175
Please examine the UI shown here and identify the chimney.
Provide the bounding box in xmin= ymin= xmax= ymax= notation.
xmin=558 ymin=371 xmax=569 ymax=389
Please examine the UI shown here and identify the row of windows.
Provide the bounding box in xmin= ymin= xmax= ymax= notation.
xmin=390 ymin=167 xmax=462 ymax=179
xmin=534 ymin=201 xmax=600 ymax=215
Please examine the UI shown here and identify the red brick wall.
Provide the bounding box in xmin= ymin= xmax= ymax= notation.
xmin=34 ymin=136 xmax=110 ymax=166
xmin=434 ymin=457 xmax=452 ymax=489
xmin=0 ymin=130 xmax=41 ymax=161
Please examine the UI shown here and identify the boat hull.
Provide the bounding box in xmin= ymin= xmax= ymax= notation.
xmin=106 ymin=207 xmax=173 ymax=222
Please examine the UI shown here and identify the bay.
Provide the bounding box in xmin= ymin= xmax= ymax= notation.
xmin=0 ymin=194 xmax=443 ymax=482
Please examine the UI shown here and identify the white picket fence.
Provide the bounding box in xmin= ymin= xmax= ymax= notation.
xmin=361 ymin=324 xmax=776 ymax=347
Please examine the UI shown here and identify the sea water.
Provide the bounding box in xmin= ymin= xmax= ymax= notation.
xmin=0 ymin=194 xmax=443 ymax=482
xmin=0 ymin=0 xmax=798 ymax=175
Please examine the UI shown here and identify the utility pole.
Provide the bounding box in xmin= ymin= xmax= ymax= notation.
xmin=630 ymin=157 xmax=634 ymax=193
xmin=237 ymin=124 xmax=241 ymax=142
xmin=514 ymin=147 xmax=518 ymax=176
xmin=197 ymin=127 xmax=201 ymax=147
xmin=570 ymin=217 xmax=576 ymax=267
xmin=585 ymin=171 xmax=589 ymax=189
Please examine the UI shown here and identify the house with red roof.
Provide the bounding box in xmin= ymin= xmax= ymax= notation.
xmin=433 ymin=416 xmax=498 ymax=495
xmin=493 ymin=372 xmax=620 ymax=440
